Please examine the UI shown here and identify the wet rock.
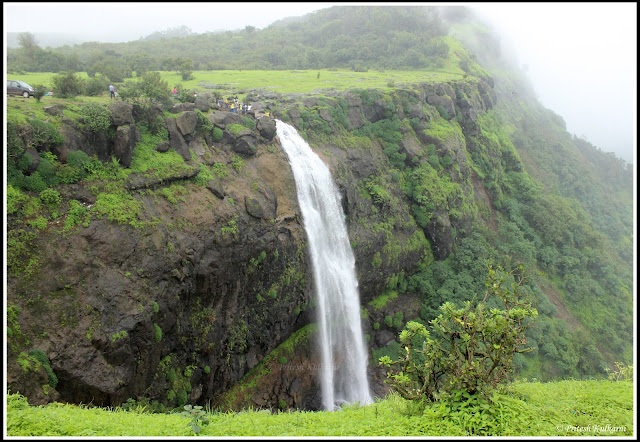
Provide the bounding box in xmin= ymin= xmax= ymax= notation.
xmin=256 ymin=117 xmax=276 ymax=140
xmin=109 ymin=101 xmax=134 ymax=126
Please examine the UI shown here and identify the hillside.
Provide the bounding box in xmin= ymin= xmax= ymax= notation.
xmin=5 ymin=5 xmax=634 ymax=415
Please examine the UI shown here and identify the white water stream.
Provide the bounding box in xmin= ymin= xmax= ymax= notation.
xmin=275 ymin=120 xmax=373 ymax=411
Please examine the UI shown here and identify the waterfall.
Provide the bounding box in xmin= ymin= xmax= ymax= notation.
xmin=275 ymin=120 xmax=373 ymax=411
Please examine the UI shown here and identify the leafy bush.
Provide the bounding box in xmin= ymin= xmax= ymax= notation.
xmin=32 ymin=84 xmax=48 ymax=102
xmin=52 ymin=71 xmax=84 ymax=98
xmin=212 ymin=127 xmax=223 ymax=142
xmin=27 ymin=119 xmax=64 ymax=151
xmin=436 ymin=105 xmax=451 ymax=120
xmin=84 ymin=75 xmax=110 ymax=96
xmin=39 ymin=188 xmax=61 ymax=208
xmin=63 ymin=200 xmax=91 ymax=232
xmin=153 ymin=323 xmax=163 ymax=342
xmin=380 ymin=266 xmax=538 ymax=401
xmin=7 ymin=185 xmax=30 ymax=215
xmin=66 ymin=150 xmax=89 ymax=168
xmin=242 ymin=116 xmax=256 ymax=130
xmin=140 ymin=71 xmax=171 ymax=106
xmin=181 ymin=405 xmax=209 ymax=434
xmin=80 ymin=103 xmax=112 ymax=133
xmin=27 ymin=349 xmax=58 ymax=388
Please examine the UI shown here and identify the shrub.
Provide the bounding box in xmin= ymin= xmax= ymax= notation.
xmin=32 ymin=84 xmax=48 ymax=102
xmin=379 ymin=266 xmax=538 ymax=401
xmin=437 ymin=105 xmax=451 ymax=120
xmin=52 ymin=71 xmax=84 ymax=98
xmin=84 ymin=76 xmax=109 ymax=96
xmin=80 ymin=103 xmax=112 ymax=133
xmin=7 ymin=185 xmax=30 ymax=215
xmin=153 ymin=323 xmax=163 ymax=342
xmin=27 ymin=119 xmax=64 ymax=151
xmin=39 ymin=188 xmax=61 ymax=208
xmin=242 ymin=116 xmax=256 ymax=130
xmin=63 ymin=200 xmax=91 ymax=232
xmin=140 ymin=71 xmax=171 ymax=107
xmin=212 ymin=127 xmax=223 ymax=142
xmin=28 ymin=349 xmax=58 ymax=388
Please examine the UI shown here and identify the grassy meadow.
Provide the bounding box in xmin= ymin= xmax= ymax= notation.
xmin=6 ymin=380 xmax=634 ymax=437
xmin=10 ymin=68 xmax=465 ymax=101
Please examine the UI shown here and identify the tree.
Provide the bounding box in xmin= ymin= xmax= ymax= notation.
xmin=18 ymin=32 xmax=39 ymax=52
xmin=32 ymin=84 xmax=48 ymax=102
xmin=379 ymin=266 xmax=538 ymax=401
xmin=178 ymin=59 xmax=194 ymax=81
xmin=52 ymin=71 xmax=84 ymax=98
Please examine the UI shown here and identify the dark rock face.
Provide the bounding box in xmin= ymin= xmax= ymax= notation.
xmin=112 ymin=125 xmax=141 ymax=168
xmin=425 ymin=210 xmax=455 ymax=260
xmin=109 ymin=101 xmax=134 ymax=126
xmin=194 ymin=97 xmax=210 ymax=112
xmin=256 ymin=117 xmax=276 ymax=140
xmin=176 ymin=111 xmax=198 ymax=136
xmin=8 ymin=76 xmax=497 ymax=410
xmin=233 ymin=130 xmax=258 ymax=157
xmin=169 ymin=102 xmax=195 ymax=114
xmin=44 ymin=104 xmax=65 ymax=117
xmin=165 ymin=117 xmax=191 ymax=161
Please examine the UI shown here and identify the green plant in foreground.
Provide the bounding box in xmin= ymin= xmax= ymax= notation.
xmin=605 ymin=362 xmax=633 ymax=382
xmin=181 ymin=405 xmax=210 ymax=434
xmin=380 ymin=265 xmax=538 ymax=402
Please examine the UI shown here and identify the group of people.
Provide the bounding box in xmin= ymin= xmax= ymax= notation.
xmin=217 ymin=96 xmax=251 ymax=115
xmin=109 ymin=84 xmax=118 ymax=99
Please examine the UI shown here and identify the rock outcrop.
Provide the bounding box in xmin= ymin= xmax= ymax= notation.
xmin=7 ymin=75 xmax=496 ymax=411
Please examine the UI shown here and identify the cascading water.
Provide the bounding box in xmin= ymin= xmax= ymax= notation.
xmin=276 ymin=120 xmax=373 ymax=411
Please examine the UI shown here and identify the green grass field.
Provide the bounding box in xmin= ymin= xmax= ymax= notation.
xmin=6 ymin=380 xmax=634 ymax=437
xmin=10 ymin=68 xmax=464 ymax=100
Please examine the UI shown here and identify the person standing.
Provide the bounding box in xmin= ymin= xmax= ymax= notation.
xmin=109 ymin=84 xmax=115 ymax=99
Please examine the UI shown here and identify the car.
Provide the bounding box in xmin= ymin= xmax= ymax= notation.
xmin=7 ymin=80 xmax=35 ymax=98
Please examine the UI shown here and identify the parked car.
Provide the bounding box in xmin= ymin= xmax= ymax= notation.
xmin=7 ymin=80 xmax=35 ymax=98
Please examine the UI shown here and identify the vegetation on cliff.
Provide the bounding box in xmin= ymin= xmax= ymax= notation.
xmin=5 ymin=4 xmax=633 ymax=426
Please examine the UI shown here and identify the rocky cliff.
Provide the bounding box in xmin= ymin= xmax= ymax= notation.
xmin=7 ymin=75 xmax=497 ymax=411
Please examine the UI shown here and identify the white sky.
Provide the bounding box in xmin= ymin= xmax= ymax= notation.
xmin=3 ymin=2 xmax=637 ymax=164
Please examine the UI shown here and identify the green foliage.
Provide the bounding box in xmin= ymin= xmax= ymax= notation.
xmin=83 ymin=75 xmax=110 ymax=96
xmin=7 ymin=379 xmax=633 ymax=436
xmin=231 ymin=155 xmax=245 ymax=173
xmin=27 ymin=119 xmax=64 ymax=151
xmin=38 ymin=188 xmax=61 ymax=208
xmin=178 ymin=60 xmax=194 ymax=81
xmin=227 ymin=124 xmax=246 ymax=136
xmin=52 ymin=71 xmax=84 ymax=98
xmin=91 ymin=193 xmax=142 ymax=226
xmin=63 ymin=200 xmax=91 ymax=232
xmin=111 ymin=330 xmax=128 ymax=343
xmin=28 ymin=349 xmax=58 ymax=388
xmin=153 ymin=323 xmax=163 ymax=342
xmin=32 ymin=84 xmax=48 ymax=101
xmin=181 ymin=405 xmax=210 ymax=434
xmin=436 ymin=104 xmax=451 ymax=120
xmin=605 ymin=362 xmax=633 ymax=382
xmin=380 ymin=266 xmax=538 ymax=402
xmin=212 ymin=127 xmax=224 ymax=142
xmin=7 ymin=185 xmax=30 ymax=215
xmin=151 ymin=301 xmax=160 ymax=313
xmin=79 ymin=103 xmax=112 ymax=132
xmin=140 ymin=71 xmax=171 ymax=106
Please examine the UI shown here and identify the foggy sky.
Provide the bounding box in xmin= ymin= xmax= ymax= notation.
xmin=3 ymin=2 xmax=636 ymax=164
